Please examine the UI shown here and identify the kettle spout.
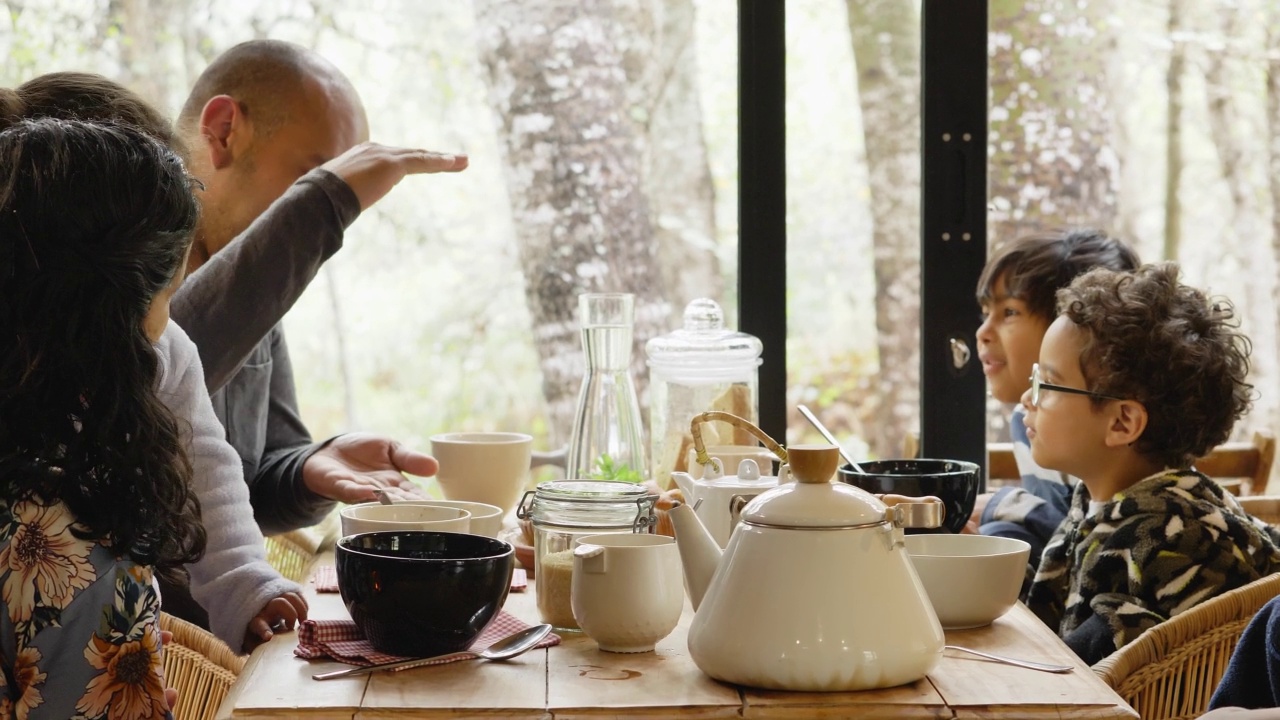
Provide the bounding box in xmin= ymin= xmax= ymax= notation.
xmin=669 ymin=501 xmax=722 ymax=611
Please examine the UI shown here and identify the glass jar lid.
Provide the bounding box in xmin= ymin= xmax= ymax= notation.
xmin=517 ymin=480 xmax=658 ymax=532
xmin=532 ymin=480 xmax=651 ymax=502
xmin=645 ymin=299 xmax=763 ymax=378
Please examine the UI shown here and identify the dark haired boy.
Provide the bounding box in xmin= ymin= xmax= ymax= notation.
xmin=1023 ymin=262 xmax=1280 ymax=664
xmin=972 ymin=230 xmax=1139 ymax=565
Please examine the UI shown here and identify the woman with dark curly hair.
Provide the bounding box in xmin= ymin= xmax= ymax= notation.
xmin=0 ymin=118 xmax=206 ymax=718
xmin=1021 ymin=262 xmax=1280 ymax=665
xmin=4 ymin=72 xmax=309 ymax=655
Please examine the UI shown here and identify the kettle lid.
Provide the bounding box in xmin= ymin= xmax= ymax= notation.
xmin=739 ymin=445 xmax=887 ymax=528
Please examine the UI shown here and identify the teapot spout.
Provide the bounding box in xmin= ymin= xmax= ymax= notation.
xmin=670 ymin=501 xmax=722 ymax=611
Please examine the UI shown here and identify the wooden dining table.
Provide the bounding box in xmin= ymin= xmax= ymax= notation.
xmin=217 ymin=554 xmax=1138 ymax=719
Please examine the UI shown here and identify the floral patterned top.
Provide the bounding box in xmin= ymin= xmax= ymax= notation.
xmin=0 ymin=498 xmax=171 ymax=720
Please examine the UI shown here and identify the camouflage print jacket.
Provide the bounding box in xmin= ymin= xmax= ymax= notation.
xmin=1026 ymin=469 xmax=1280 ymax=665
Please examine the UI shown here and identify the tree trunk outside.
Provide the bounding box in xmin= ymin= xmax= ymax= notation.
xmin=1268 ymin=3 xmax=1280 ymax=332
xmin=474 ymin=0 xmax=669 ymax=449
xmin=845 ymin=0 xmax=921 ymax=460
xmin=1205 ymin=0 xmax=1280 ymax=438
xmin=1164 ymin=0 xmax=1188 ymax=262
xmin=614 ymin=0 xmax=722 ymax=326
xmin=109 ymin=0 xmax=175 ymax=109
xmin=989 ymin=0 xmax=1120 ymax=241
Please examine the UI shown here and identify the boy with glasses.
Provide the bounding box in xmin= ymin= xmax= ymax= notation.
xmin=1023 ymin=262 xmax=1280 ymax=664
xmin=972 ymin=230 xmax=1139 ymax=567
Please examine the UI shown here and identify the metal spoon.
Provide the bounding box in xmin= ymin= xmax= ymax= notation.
xmin=943 ymin=645 xmax=1074 ymax=674
xmin=313 ymin=623 xmax=554 ymax=680
xmin=797 ymin=404 xmax=865 ymax=473
xmin=374 ymin=488 xmax=395 ymax=505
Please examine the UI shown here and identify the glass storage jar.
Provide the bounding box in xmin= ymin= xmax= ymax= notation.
xmin=516 ymin=480 xmax=658 ymax=631
xmin=645 ymin=298 xmax=762 ymax=489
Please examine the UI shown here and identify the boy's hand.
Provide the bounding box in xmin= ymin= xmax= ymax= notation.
xmin=244 ymin=592 xmax=309 ymax=653
xmin=967 ymin=491 xmax=996 ymax=529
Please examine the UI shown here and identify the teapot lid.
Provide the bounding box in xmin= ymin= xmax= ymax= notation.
xmin=740 ymin=445 xmax=887 ymax=528
xmin=644 ymin=299 xmax=762 ymax=377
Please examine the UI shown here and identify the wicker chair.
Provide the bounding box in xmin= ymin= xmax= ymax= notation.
xmin=262 ymin=511 xmax=340 ymax=583
xmin=1092 ymin=572 xmax=1280 ymax=720
xmin=160 ymin=611 xmax=247 ymax=720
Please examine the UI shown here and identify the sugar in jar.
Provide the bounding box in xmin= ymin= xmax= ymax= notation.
xmin=516 ymin=480 xmax=658 ymax=631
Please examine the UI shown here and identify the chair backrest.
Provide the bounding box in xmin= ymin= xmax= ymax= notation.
xmin=1091 ymin=572 xmax=1280 ymax=720
xmin=1235 ymin=495 xmax=1280 ymax=526
xmin=986 ymin=429 xmax=1276 ymax=496
xmin=160 ymin=611 xmax=247 ymax=720
xmin=1195 ymin=430 xmax=1276 ymax=496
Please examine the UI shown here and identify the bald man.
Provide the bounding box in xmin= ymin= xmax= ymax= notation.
xmin=169 ymin=40 xmax=467 ymax=535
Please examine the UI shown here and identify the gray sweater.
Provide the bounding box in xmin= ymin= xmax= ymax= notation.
xmin=170 ymin=169 xmax=361 ymax=535
xmin=155 ymin=323 xmax=302 ymax=648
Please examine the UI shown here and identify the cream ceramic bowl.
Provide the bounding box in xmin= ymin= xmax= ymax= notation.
xmin=340 ymin=504 xmax=471 ymax=538
xmin=904 ymin=534 xmax=1031 ymax=629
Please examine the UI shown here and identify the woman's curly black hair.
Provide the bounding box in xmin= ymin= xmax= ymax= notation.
xmin=1057 ymin=262 xmax=1253 ymax=469
xmin=0 ymin=118 xmax=206 ymax=570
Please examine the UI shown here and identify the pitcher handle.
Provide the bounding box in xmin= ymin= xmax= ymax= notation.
xmin=689 ymin=411 xmax=788 ymax=468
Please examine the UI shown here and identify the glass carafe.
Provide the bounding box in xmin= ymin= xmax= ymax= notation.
xmin=565 ymin=293 xmax=647 ymax=483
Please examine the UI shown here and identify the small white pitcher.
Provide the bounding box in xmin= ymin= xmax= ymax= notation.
xmin=571 ymin=534 xmax=683 ymax=653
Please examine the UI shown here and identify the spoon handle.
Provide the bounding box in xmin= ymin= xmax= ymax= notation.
xmin=943 ymin=645 xmax=1074 ymax=674
xmin=313 ymin=651 xmax=477 ymax=680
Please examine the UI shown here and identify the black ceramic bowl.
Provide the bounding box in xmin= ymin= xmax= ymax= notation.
xmin=837 ymin=459 xmax=981 ymax=534
xmin=336 ymin=531 xmax=515 ymax=657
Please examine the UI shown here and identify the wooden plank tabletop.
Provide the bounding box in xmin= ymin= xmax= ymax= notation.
xmin=219 ymin=555 xmax=1137 ymax=720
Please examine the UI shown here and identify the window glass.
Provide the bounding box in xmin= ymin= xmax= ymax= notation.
xmin=3 ymin=1 xmax=740 ymax=489
xmin=787 ymin=0 xmax=922 ymax=461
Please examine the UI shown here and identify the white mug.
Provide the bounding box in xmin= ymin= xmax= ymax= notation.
xmin=430 ymin=432 xmax=533 ymax=515
xmin=339 ymin=504 xmax=471 ymax=538
xmin=571 ymin=534 xmax=683 ymax=653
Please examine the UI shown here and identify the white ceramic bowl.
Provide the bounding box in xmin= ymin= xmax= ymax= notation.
xmin=904 ymin=534 xmax=1031 ymax=629
xmin=340 ymin=503 xmax=471 ymax=538
xmin=345 ymin=500 xmax=505 ymax=538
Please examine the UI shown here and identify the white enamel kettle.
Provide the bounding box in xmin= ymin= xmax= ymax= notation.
xmin=670 ymin=443 xmax=946 ymax=692
xmin=670 ymin=410 xmax=789 ymax=548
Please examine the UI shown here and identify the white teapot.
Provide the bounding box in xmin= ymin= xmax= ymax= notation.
xmin=670 ymin=444 xmax=945 ymax=692
xmin=670 ymin=456 xmax=786 ymax=548
xmin=670 ymin=410 xmax=789 ymax=548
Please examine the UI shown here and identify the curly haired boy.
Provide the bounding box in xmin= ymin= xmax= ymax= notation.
xmin=973 ymin=230 xmax=1139 ymax=566
xmin=1023 ymin=262 xmax=1280 ymax=664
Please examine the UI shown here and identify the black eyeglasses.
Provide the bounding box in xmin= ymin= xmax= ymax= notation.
xmin=1029 ymin=363 xmax=1124 ymax=407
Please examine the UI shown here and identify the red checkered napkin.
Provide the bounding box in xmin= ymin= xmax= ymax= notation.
xmin=310 ymin=565 xmax=527 ymax=593
xmin=294 ymin=610 xmax=560 ymax=667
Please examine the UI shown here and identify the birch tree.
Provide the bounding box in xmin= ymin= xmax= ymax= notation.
xmin=989 ymin=0 xmax=1120 ymax=241
xmin=845 ymin=0 xmax=920 ymax=459
xmin=474 ymin=0 xmax=670 ymax=446
xmin=1205 ymin=0 xmax=1279 ymax=437
xmin=615 ymin=0 xmax=721 ymax=322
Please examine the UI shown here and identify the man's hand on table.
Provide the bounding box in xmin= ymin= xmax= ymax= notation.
xmin=244 ymin=591 xmax=310 ymax=653
xmin=303 ymin=433 xmax=437 ymax=504
xmin=321 ymin=142 xmax=469 ymax=212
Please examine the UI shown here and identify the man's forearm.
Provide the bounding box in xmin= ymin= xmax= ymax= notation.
xmin=171 ymin=169 xmax=360 ymax=392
